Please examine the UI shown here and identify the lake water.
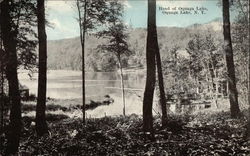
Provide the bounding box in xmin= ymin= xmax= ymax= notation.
xmin=19 ymin=70 xmax=145 ymax=100
xmin=19 ymin=70 xmax=212 ymax=118
xmin=19 ymin=70 xmax=153 ymax=117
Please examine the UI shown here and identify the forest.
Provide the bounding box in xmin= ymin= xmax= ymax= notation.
xmin=0 ymin=0 xmax=249 ymax=155
xmin=45 ymin=19 xmax=221 ymax=72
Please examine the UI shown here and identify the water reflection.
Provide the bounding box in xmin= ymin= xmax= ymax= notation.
xmin=19 ymin=70 xmax=146 ymax=100
xmin=19 ymin=70 xmax=211 ymax=117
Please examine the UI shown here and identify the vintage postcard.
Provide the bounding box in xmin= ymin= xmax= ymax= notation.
xmin=0 ymin=0 xmax=249 ymax=155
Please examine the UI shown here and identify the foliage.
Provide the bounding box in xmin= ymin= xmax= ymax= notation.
xmin=231 ymin=0 xmax=249 ymax=107
xmin=98 ymin=52 xmax=117 ymax=71
xmin=7 ymin=0 xmax=38 ymax=70
xmin=46 ymin=20 xmax=224 ymax=72
xmin=97 ymin=0 xmax=131 ymax=67
xmin=98 ymin=23 xmax=131 ymax=60
xmin=0 ymin=112 xmax=249 ymax=155
xmin=22 ymin=104 xmax=68 ymax=113
xmin=161 ymin=32 xmax=225 ymax=99
xmin=76 ymin=0 xmax=110 ymax=33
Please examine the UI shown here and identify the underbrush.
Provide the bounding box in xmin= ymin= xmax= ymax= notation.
xmin=22 ymin=104 xmax=69 ymax=113
xmin=1 ymin=111 xmax=249 ymax=155
xmin=22 ymin=99 xmax=113 ymax=113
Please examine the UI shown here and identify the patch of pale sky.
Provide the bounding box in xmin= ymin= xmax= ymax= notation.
xmin=45 ymin=0 xmax=224 ymax=40
xmin=46 ymin=0 xmax=78 ymax=40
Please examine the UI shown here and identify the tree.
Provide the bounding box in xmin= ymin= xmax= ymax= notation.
xmin=203 ymin=34 xmax=220 ymax=108
xmin=246 ymin=0 xmax=250 ymax=140
xmin=36 ymin=0 xmax=48 ymax=136
xmin=0 ymin=0 xmax=37 ymax=153
xmin=156 ymin=54 xmax=168 ymax=126
xmin=230 ymin=0 xmax=248 ymax=117
xmin=247 ymin=20 xmax=250 ymax=138
xmin=222 ymin=0 xmax=240 ymax=118
xmin=162 ymin=46 xmax=183 ymax=93
xmin=76 ymin=0 xmax=87 ymax=124
xmin=143 ymin=0 xmax=157 ymax=134
xmin=97 ymin=3 xmax=130 ymax=116
xmin=76 ymin=0 xmax=109 ymax=123
xmin=0 ymin=6 xmax=3 ymax=134
xmin=0 ymin=1 xmax=22 ymax=154
xmin=0 ymin=18 xmax=5 ymax=140
xmin=186 ymin=33 xmax=224 ymax=106
xmin=155 ymin=27 xmax=167 ymax=126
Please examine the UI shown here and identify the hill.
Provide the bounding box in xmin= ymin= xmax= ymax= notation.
xmin=47 ymin=19 xmax=223 ymax=71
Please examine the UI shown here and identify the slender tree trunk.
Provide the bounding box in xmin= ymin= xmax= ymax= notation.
xmin=209 ymin=61 xmax=218 ymax=108
xmin=36 ymin=0 xmax=48 ymax=136
xmin=77 ymin=0 xmax=86 ymax=123
xmin=0 ymin=17 xmax=3 ymax=133
xmin=211 ymin=56 xmax=218 ymax=108
xmin=215 ymin=71 xmax=219 ymax=107
xmin=0 ymin=62 xmax=3 ymax=131
xmin=226 ymin=80 xmax=229 ymax=96
xmin=246 ymin=0 xmax=250 ymax=139
xmin=173 ymin=50 xmax=178 ymax=85
xmin=0 ymin=8 xmax=4 ymax=153
xmin=204 ymin=62 xmax=213 ymax=98
xmin=1 ymin=1 xmax=22 ymax=154
xmin=195 ymin=76 xmax=199 ymax=94
xmin=155 ymin=47 xmax=167 ymax=126
xmin=222 ymin=0 xmax=240 ymax=118
xmin=143 ymin=0 xmax=157 ymax=134
xmin=117 ymin=56 xmax=126 ymax=116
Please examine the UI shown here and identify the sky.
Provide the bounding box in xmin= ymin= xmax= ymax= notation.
xmin=45 ymin=0 xmax=226 ymax=40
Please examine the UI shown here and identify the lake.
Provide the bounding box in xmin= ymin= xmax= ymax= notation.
xmin=19 ymin=70 xmax=145 ymax=99
xmin=19 ymin=70 xmax=212 ymax=118
xmin=19 ymin=70 xmax=153 ymax=117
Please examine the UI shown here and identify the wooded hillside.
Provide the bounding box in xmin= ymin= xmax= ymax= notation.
xmin=47 ymin=18 xmax=223 ymax=71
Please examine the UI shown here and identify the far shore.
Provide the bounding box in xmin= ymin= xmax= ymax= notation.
xmin=18 ymin=67 xmax=146 ymax=75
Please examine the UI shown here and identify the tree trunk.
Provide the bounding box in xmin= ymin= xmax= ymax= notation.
xmin=143 ymin=0 xmax=157 ymax=134
xmin=0 ymin=63 xmax=3 ymax=132
xmin=117 ymin=56 xmax=126 ymax=116
xmin=204 ymin=62 xmax=213 ymax=99
xmin=1 ymin=1 xmax=22 ymax=154
xmin=0 ymin=60 xmax=3 ymax=153
xmin=0 ymin=17 xmax=3 ymax=133
xmin=246 ymin=0 xmax=250 ymax=139
xmin=209 ymin=61 xmax=218 ymax=108
xmin=215 ymin=73 xmax=219 ymax=107
xmin=77 ymin=0 xmax=86 ymax=124
xmin=195 ymin=76 xmax=199 ymax=94
xmin=36 ymin=0 xmax=48 ymax=136
xmin=211 ymin=57 xmax=218 ymax=108
xmin=226 ymin=80 xmax=229 ymax=96
xmin=222 ymin=0 xmax=240 ymax=118
xmin=82 ymin=0 xmax=87 ymax=124
xmin=155 ymin=46 xmax=167 ymax=127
